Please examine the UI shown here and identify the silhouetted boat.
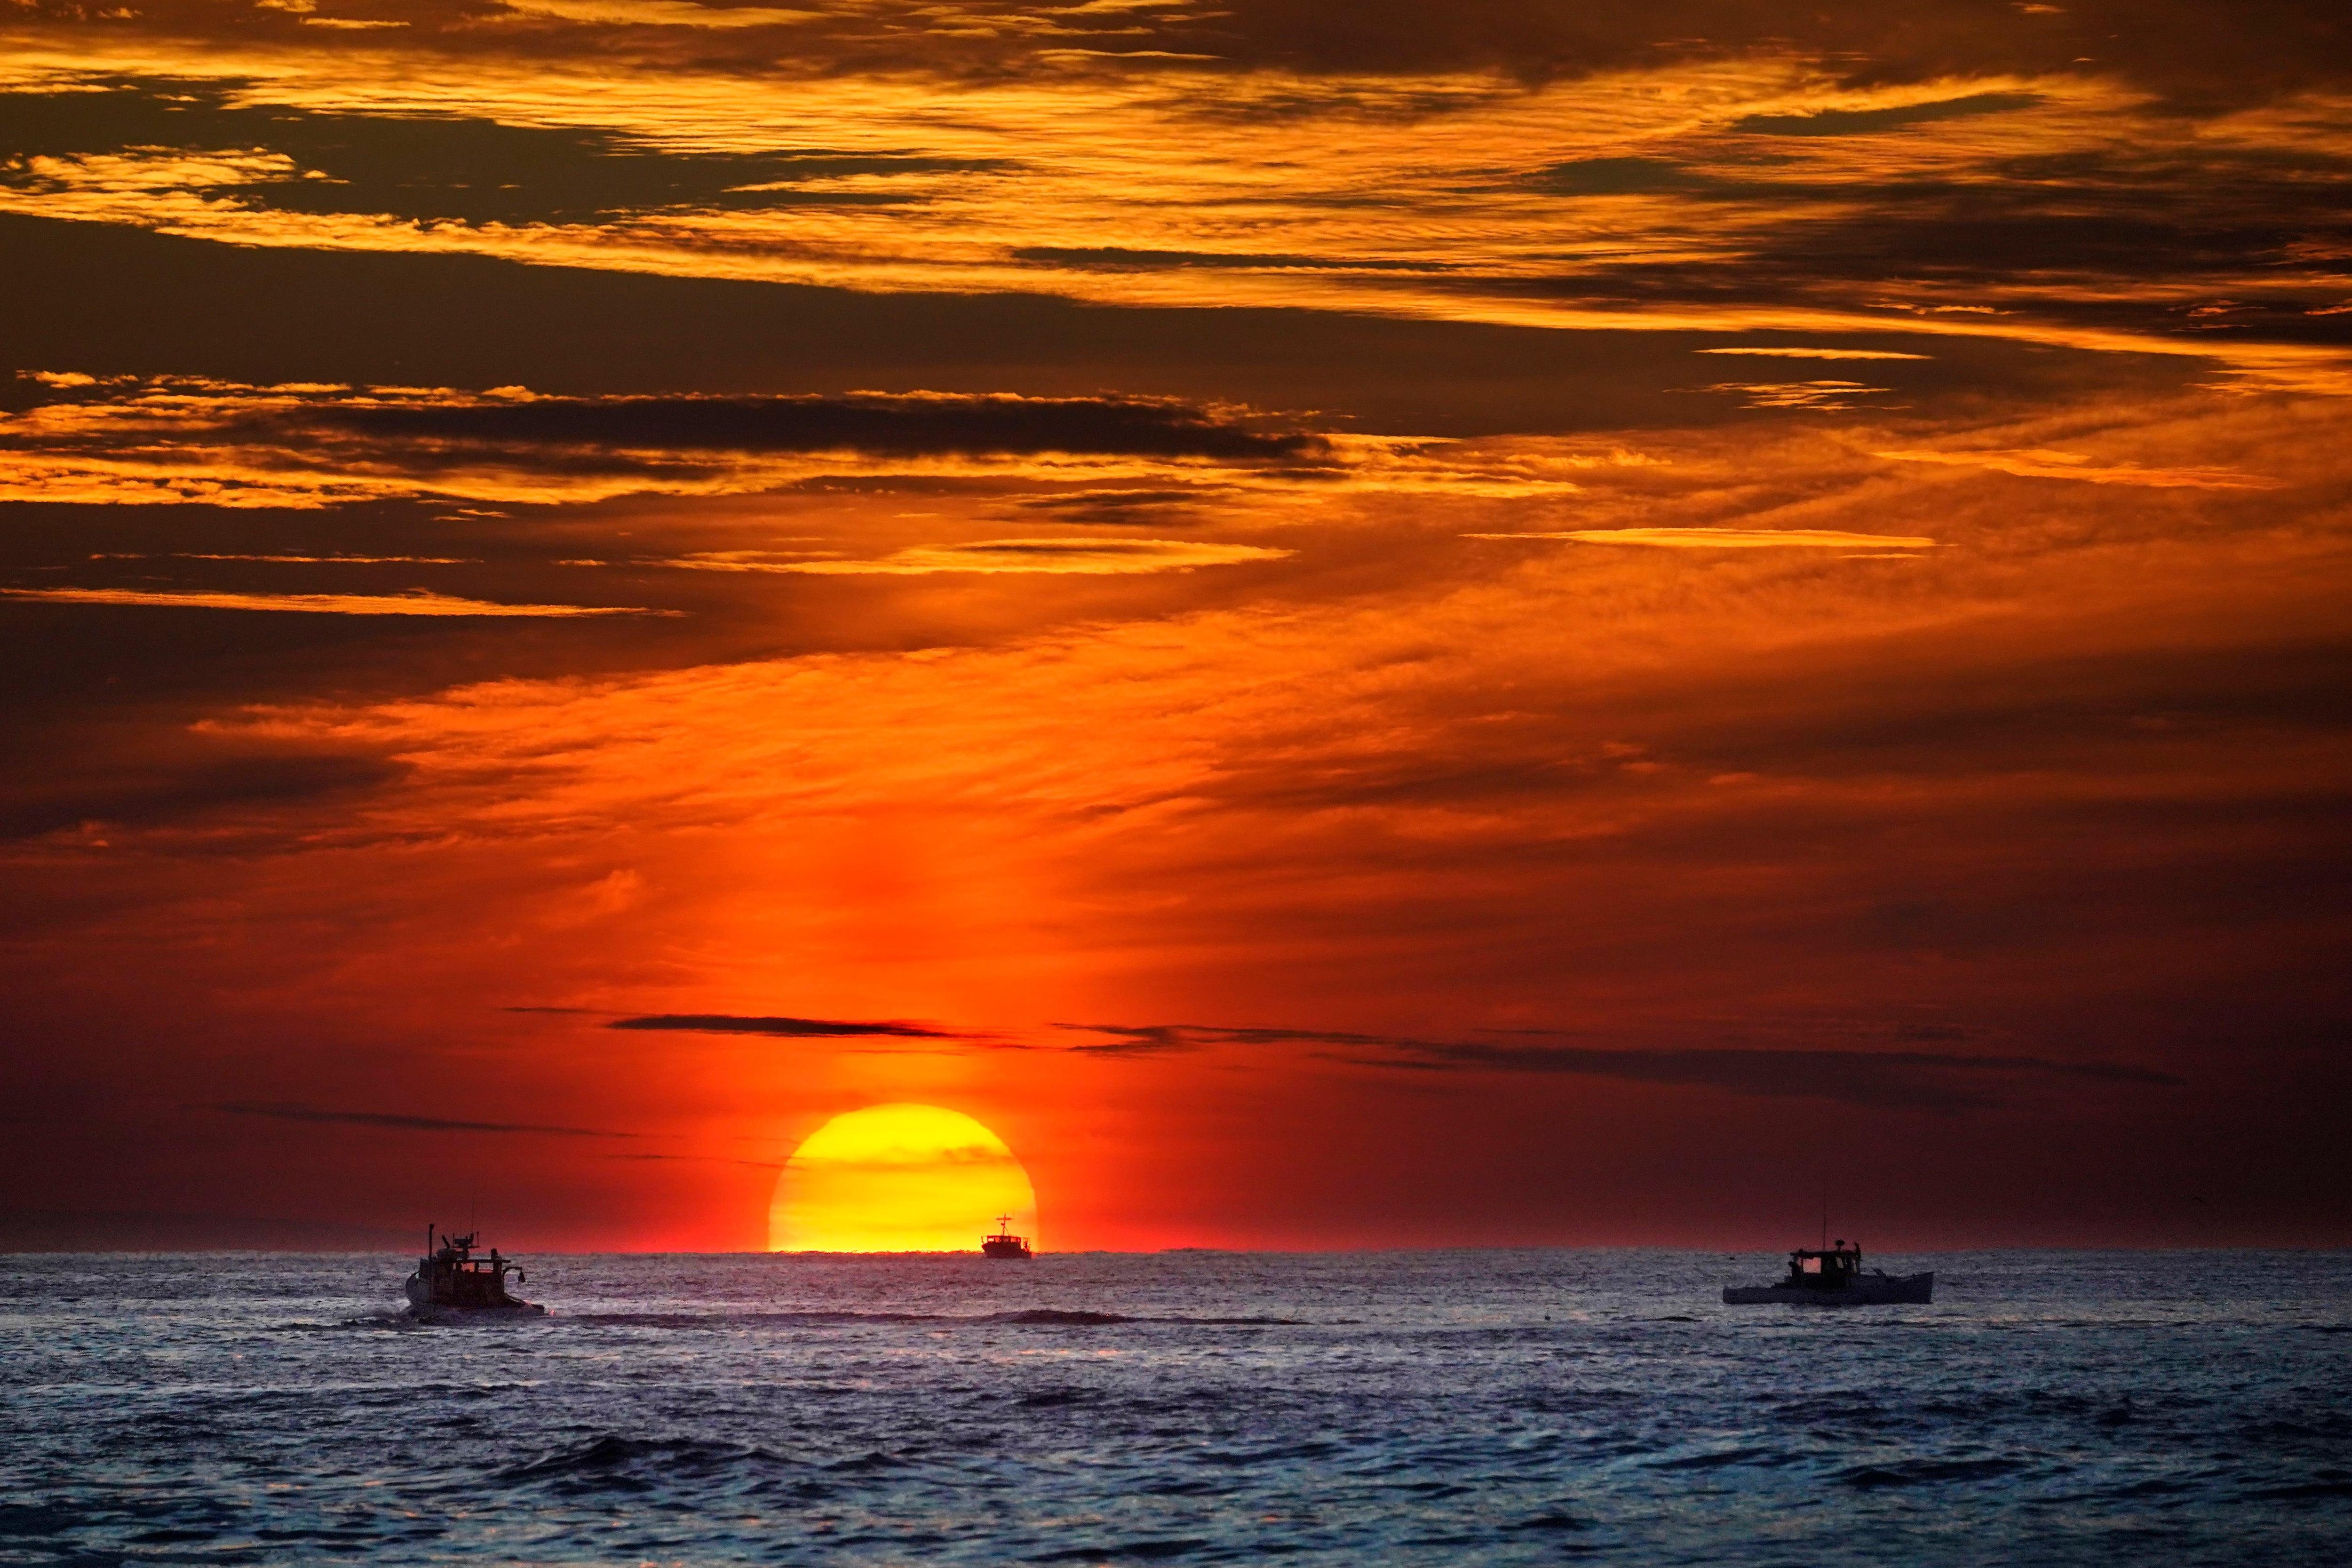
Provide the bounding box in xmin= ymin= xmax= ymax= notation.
xmin=981 ymin=1216 xmax=1032 ymax=1259
xmin=1722 ymin=1241 xmax=1932 ymax=1305
xmin=405 ymin=1226 xmax=545 ymax=1318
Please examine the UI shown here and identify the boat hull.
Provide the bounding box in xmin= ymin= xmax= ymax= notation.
xmin=405 ymin=1270 xmax=545 ymax=1318
xmin=1722 ymin=1271 xmax=1934 ymax=1306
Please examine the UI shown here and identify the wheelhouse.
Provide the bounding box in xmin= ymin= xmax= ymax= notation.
xmin=981 ymin=1216 xmax=1032 ymax=1258
xmin=1784 ymin=1242 xmax=1864 ymax=1289
xmin=413 ymin=1228 xmax=527 ymax=1308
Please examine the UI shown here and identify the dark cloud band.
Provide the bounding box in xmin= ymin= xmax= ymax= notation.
xmin=607 ymin=1014 xmax=954 ymax=1038
xmin=290 ymin=391 xmax=1324 ymax=462
xmin=213 ymin=1100 xmax=627 ymax=1136
xmin=1056 ymin=1024 xmax=2182 ymax=1111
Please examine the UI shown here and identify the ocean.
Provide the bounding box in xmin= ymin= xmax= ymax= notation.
xmin=2 ymin=1249 xmax=2347 ymax=1565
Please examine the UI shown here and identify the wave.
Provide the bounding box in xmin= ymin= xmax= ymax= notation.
xmin=1031 ymin=1539 xmax=1212 ymax=1562
xmin=322 ymin=1312 xmax=422 ymax=1331
xmin=557 ymin=1307 xmax=1302 ymax=1329
xmin=1837 ymin=1457 xmax=2031 ymax=1488
xmin=1017 ymin=1388 xmax=1096 ymax=1407
xmin=2241 ymin=1479 xmax=2352 ymax=1501
xmin=499 ymin=1434 xmax=799 ymax=1484
xmin=1645 ymin=1447 xmax=1792 ymax=1471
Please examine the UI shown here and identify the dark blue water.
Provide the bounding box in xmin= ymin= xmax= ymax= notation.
xmin=3 ymin=1250 xmax=2348 ymax=1564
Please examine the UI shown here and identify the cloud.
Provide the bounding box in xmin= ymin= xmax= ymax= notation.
xmin=667 ymin=539 xmax=1295 ymax=575
xmin=0 ymin=380 xmax=1341 ymax=508
xmin=213 ymin=1101 xmax=629 ymax=1135
xmin=0 ymin=749 xmax=403 ymax=842
xmin=1873 ymin=448 xmax=2285 ymax=488
xmin=0 ymin=588 xmax=670 ymax=616
xmin=1356 ymin=1041 xmax=2181 ymax=1112
xmin=498 ymin=0 xmax=818 ymax=26
xmin=90 ymin=552 xmax=480 ymax=565
xmin=0 ymin=80 xmax=1014 ymax=228
xmin=606 ymin=1013 xmax=955 ymax=1037
xmin=1055 ymin=1022 xmax=1206 ymax=1054
xmin=295 ymin=390 xmax=1324 ymax=462
xmin=1051 ymin=1025 xmax=2180 ymax=1111
xmin=7 ymin=51 xmax=2349 ymax=395
xmin=1011 ymin=247 xmax=1453 ymax=273
xmin=1005 ymin=486 xmax=1232 ymax=523
xmin=19 ymin=0 xmax=2346 ymax=116
xmin=787 ymin=1144 xmax=1024 ymax=1171
xmin=606 ymin=1152 xmax=786 ymax=1168
xmin=1732 ymin=92 xmax=2046 ymax=137
xmin=1696 ymin=348 xmax=1932 ymax=361
xmin=1525 ymin=156 xmax=1716 ymax=196
xmin=1706 ymin=381 xmax=1897 ymax=410
xmin=1465 ymin=528 xmax=1940 ymax=549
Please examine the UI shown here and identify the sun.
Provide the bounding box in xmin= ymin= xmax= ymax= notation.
xmin=769 ymin=1103 xmax=1040 ymax=1252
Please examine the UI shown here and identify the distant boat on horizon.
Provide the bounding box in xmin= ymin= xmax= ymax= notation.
xmin=1722 ymin=1241 xmax=1932 ymax=1306
xmin=981 ymin=1216 xmax=1033 ymax=1259
xmin=405 ymin=1226 xmax=546 ymax=1318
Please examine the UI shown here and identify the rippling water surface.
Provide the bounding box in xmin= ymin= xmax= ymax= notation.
xmin=3 ymin=1250 xmax=2348 ymax=1564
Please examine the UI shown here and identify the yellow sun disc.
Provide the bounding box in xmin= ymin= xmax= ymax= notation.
xmin=769 ymin=1103 xmax=1039 ymax=1252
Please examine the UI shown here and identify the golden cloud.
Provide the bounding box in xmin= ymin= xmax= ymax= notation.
xmin=666 ymin=539 xmax=1295 ymax=575
xmin=2 ymin=44 xmax=2345 ymax=390
xmin=1466 ymin=527 xmax=1941 ymax=549
xmin=1696 ymin=348 xmax=1933 ymax=360
xmin=1873 ymin=448 xmax=2285 ymax=488
xmin=0 ymin=377 xmax=1604 ymax=510
xmin=495 ymin=0 xmax=818 ymax=25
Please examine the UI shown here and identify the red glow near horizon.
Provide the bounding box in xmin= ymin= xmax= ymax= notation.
xmin=0 ymin=1 xmax=2348 ymax=1255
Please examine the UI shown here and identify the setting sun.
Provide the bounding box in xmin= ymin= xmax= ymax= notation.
xmin=769 ymin=1104 xmax=1039 ymax=1253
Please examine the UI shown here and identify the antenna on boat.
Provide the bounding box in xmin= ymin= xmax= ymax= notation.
xmin=1820 ymin=1175 xmax=1828 ymax=1252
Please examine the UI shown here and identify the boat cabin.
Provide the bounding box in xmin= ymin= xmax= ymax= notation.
xmin=1783 ymin=1241 xmax=1864 ymax=1289
xmin=413 ymin=1228 xmax=528 ymax=1308
xmin=981 ymin=1216 xmax=1032 ymax=1259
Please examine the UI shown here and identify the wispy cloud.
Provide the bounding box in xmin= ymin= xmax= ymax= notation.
xmin=605 ymin=1153 xmax=785 ymax=1168
xmin=1730 ymin=91 xmax=2045 ymax=137
xmin=214 ymin=1100 xmax=629 ymax=1135
xmin=1050 ymin=1025 xmax=2180 ymax=1112
xmin=1874 ymin=448 xmax=2284 ymax=488
xmin=89 ymin=552 xmax=481 ymax=565
xmin=787 ymin=1144 xmax=1024 ymax=1172
xmin=0 ymin=379 xmax=1346 ymax=509
xmin=666 ymin=539 xmax=1294 ymax=576
xmin=1368 ymin=1042 xmax=2177 ymax=1112
xmin=1707 ymin=380 xmax=1897 ymax=410
xmin=1466 ymin=528 xmax=1940 ymax=549
xmin=1696 ymin=348 xmax=1932 ymax=360
xmin=498 ymin=0 xmax=818 ymax=26
xmin=5 ymin=47 xmax=2346 ymax=394
xmin=0 ymin=588 xmax=669 ymax=616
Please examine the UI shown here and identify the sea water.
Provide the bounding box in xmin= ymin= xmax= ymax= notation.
xmin=1 ymin=1250 xmax=2347 ymax=1565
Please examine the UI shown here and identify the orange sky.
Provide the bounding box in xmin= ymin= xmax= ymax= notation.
xmin=2 ymin=0 xmax=2348 ymax=1252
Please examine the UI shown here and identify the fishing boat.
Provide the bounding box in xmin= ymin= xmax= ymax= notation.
xmin=405 ymin=1226 xmax=545 ymax=1318
xmin=1721 ymin=1241 xmax=1933 ymax=1305
xmin=981 ymin=1216 xmax=1032 ymax=1259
